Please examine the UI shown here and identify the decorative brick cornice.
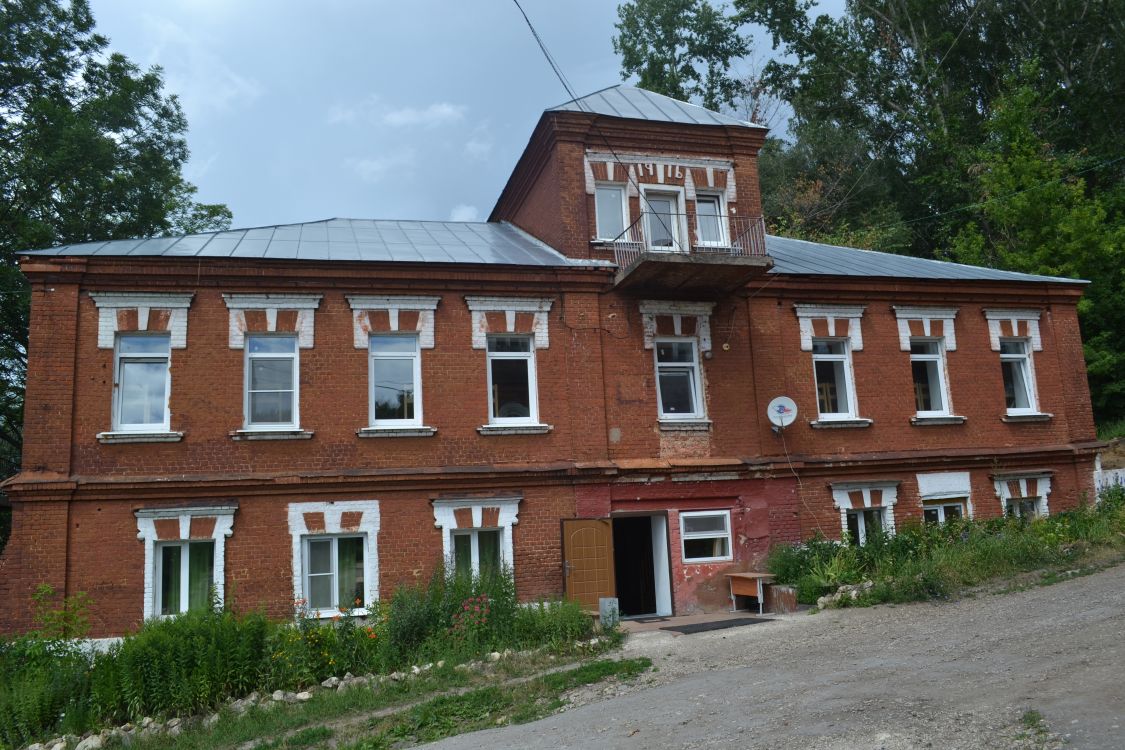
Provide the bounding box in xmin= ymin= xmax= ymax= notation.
xmin=983 ymin=308 xmax=1042 ymax=351
xmin=222 ymin=293 xmax=322 ymax=349
xmin=794 ymin=304 xmax=866 ymax=351
xmin=638 ymin=300 xmax=716 ymax=353
xmin=346 ymin=295 xmax=441 ymax=349
xmin=89 ymin=292 xmax=194 ymax=349
xmin=464 ymin=296 xmax=554 ymax=349
xmin=892 ymin=306 xmax=959 ymax=351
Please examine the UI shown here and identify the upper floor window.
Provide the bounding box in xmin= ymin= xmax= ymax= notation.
xmin=642 ymin=189 xmax=685 ymax=251
xmin=595 ymin=184 xmax=627 ymax=241
xmin=812 ymin=338 xmax=857 ymax=419
xmin=694 ymin=194 xmax=727 ymax=246
xmin=369 ymin=334 xmax=421 ymax=426
xmin=245 ymin=335 xmax=299 ymax=429
xmin=486 ymin=335 xmax=539 ymax=425
xmin=114 ymin=334 xmax=171 ymax=432
xmin=999 ymin=338 xmax=1037 ymax=414
xmin=910 ymin=339 xmax=951 ymax=416
xmin=654 ymin=338 xmax=704 ymax=420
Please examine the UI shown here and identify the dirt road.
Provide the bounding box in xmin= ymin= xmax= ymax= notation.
xmin=430 ymin=564 xmax=1125 ymax=749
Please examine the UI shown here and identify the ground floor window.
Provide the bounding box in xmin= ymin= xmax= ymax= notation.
xmin=1005 ymin=497 xmax=1042 ymax=519
xmin=923 ymin=500 xmax=965 ymax=525
xmin=680 ymin=510 xmax=732 ymax=562
xmin=846 ymin=507 xmax=886 ymax=545
xmin=157 ymin=540 xmax=215 ymax=616
xmin=452 ymin=528 xmax=502 ymax=578
xmin=304 ymin=535 xmax=365 ymax=612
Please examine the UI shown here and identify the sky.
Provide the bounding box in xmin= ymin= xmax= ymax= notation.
xmin=87 ymin=0 xmax=838 ymax=230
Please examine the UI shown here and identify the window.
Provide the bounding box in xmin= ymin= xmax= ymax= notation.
xmin=1005 ymin=497 xmax=1041 ymax=519
xmin=114 ymin=334 xmax=171 ymax=431
xmin=680 ymin=510 xmax=732 ymax=562
xmin=642 ymin=190 xmax=684 ymax=251
xmin=999 ymin=339 xmax=1037 ymax=413
xmin=654 ymin=338 xmax=704 ymax=420
xmin=910 ymin=339 xmax=951 ymax=416
xmin=845 ymin=508 xmax=886 ymax=545
xmin=245 ymin=335 xmax=298 ymax=429
xmin=812 ymin=339 xmax=857 ymax=419
xmin=369 ymin=334 xmax=421 ymax=426
xmin=486 ymin=335 xmax=538 ymax=424
xmin=303 ymin=536 xmax=365 ymax=613
xmin=595 ymin=185 xmax=627 ymax=241
xmin=451 ymin=528 xmax=502 ymax=578
xmin=156 ymin=540 xmax=215 ymax=616
xmin=923 ymin=500 xmax=965 ymax=525
xmin=694 ymin=194 xmax=727 ymax=246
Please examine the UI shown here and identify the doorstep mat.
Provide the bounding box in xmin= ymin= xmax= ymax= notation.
xmin=661 ymin=617 xmax=770 ymax=635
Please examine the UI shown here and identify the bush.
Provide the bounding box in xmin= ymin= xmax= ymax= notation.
xmin=0 ymin=637 xmax=96 ymax=748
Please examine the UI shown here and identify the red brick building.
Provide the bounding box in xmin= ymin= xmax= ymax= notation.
xmin=1 ymin=86 xmax=1099 ymax=636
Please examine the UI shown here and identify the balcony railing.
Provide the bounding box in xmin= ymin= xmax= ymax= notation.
xmin=595 ymin=213 xmax=768 ymax=271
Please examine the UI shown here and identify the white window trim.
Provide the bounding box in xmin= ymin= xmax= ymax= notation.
xmin=831 ymin=483 xmax=899 ymax=543
xmin=112 ymin=333 xmax=172 ymax=432
xmin=222 ymin=294 xmax=322 ymax=349
xmin=301 ymin=534 xmax=368 ymax=616
xmin=244 ymin=334 xmax=299 ymax=431
xmin=486 ymin=335 xmax=539 ymax=426
xmin=893 ymin=306 xmax=959 ymax=351
xmin=909 ymin=337 xmax=953 ymax=418
xmin=640 ymin=184 xmax=688 ymax=253
xmin=916 ymin=471 xmax=974 ymax=519
xmin=922 ymin=501 xmax=966 ymax=524
xmin=654 ymin=337 xmax=705 ymax=421
xmin=794 ymin=304 xmax=866 ymax=351
xmin=154 ymin=539 xmax=215 ymax=617
xmin=845 ymin=507 xmax=888 ymax=545
xmin=346 ymin=295 xmax=441 ymax=349
xmin=135 ymin=505 xmax=236 ymax=621
xmin=638 ymin=300 xmax=715 ymax=353
xmin=368 ymin=333 xmax=423 ymax=428
xmin=287 ymin=501 xmax=381 ymax=619
xmin=594 ymin=183 xmax=629 ymax=241
xmin=999 ymin=338 xmax=1040 ymax=416
xmin=90 ymin=292 xmax=194 ymax=349
xmin=993 ymin=474 xmax=1052 ymax=518
xmin=433 ymin=497 xmax=521 ymax=573
xmin=679 ymin=509 xmax=733 ymax=563
xmin=984 ymin=309 xmax=1042 ymax=351
xmin=464 ymin=296 xmax=554 ymax=350
xmin=812 ymin=337 xmax=860 ymax=420
xmin=693 ymin=192 xmax=729 ymax=247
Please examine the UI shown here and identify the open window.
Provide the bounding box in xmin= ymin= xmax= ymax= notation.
xmin=910 ymin=339 xmax=951 ymax=417
xmin=999 ymin=338 xmax=1038 ymax=415
xmin=812 ymin=339 xmax=857 ymax=420
xmin=486 ymin=335 xmax=538 ymax=425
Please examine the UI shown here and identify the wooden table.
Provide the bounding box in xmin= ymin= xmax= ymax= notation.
xmin=725 ymin=572 xmax=776 ymax=615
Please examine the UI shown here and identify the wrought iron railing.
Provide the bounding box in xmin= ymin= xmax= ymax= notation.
xmin=595 ymin=213 xmax=768 ymax=271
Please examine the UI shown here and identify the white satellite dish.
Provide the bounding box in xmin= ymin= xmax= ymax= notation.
xmin=766 ymin=396 xmax=798 ymax=429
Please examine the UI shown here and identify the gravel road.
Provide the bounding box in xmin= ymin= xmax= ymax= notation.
xmin=430 ymin=563 xmax=1125 ymax=749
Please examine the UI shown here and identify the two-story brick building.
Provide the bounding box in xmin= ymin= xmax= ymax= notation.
xmin=1 ymin=86 xmax=1100 ymax=636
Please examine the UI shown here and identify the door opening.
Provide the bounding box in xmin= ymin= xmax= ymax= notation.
xmin=612 ymin=514 xmax=673 ymax=617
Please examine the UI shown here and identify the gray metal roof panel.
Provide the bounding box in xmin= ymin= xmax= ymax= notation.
xmin=547 ymin=84 xmax=762 ymax=128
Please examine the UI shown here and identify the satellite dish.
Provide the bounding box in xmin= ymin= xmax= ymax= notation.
xmin=767 ymin=396 xmax=798 ymax=429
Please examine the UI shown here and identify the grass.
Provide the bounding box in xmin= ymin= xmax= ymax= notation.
xmin=1096 ymin=417 xmax=1125 ymax=442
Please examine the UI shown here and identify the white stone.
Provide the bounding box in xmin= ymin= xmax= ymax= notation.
xmin=271 ymin=690 xmax=285 ymax=701
xmin=203 ymin=713 xmax=220 ymax=728
xmin=295 ymin=691 xmax=312 ymax=702
xmin=488 ymin=651 xmax=501 ymax=662
xmin=321 ymin=676 xmax=340 ymax=689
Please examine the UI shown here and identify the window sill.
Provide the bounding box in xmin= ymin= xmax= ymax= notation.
xmin=810 ymin=418 xmax=873 ymax=429
xmin=356 ymin=426 xmax=437 ymax=438
xmin=658 ymin=419 xmax=712 ymax=432
xmin=477 ymin=424 xmax=553 ymax=436
xmin=230 ymin=429 xmax=314 ymax=441
xmin=911 ymin=415 xmax=968 ymax=426
xmin=97 ymin=431 xmax=183 ymax=444
xmin=1001 ymin=412 xmax=1053 ymax=423
xmin=310 ymin=607 xmax=370 ymax=620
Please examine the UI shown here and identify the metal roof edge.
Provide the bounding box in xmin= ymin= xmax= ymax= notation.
xmin=498 ymin=222 xmax=615 ymax=268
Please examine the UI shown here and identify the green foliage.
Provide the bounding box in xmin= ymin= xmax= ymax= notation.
xmin=614 ymin=0 xmax=750 ymax=109
xmin=767 ymin=486 xmax=1125 ymax=607
xmin=0 ymin=505 xmax=10 ymax=556
xmin=0 ymin=0 xmax=232 ymax=477
xmin=32 ymin=584 xmax=93 ymax=639
xmin=1097 ymin=420 xmax=1125 ymax=442
xmin=0 ymin=637 xmax=96 ymax=748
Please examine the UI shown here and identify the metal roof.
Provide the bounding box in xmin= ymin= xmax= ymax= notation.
xmin=547 ymin=84 xmax=760 ymax=128
xmin=765 ymin=234 xmax=1086 ymax=284
xmin=21 ymin=218 xmax=609 ymax=268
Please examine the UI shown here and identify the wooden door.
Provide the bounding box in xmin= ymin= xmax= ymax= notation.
xmin=562 ymin=519 xmax=616 ymax=611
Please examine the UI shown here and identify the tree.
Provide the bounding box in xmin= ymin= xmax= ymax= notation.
xmin=0 ymin=0 xmax=231 ymax=480
xmin=614 ymin=0 xmax=751 ymax=110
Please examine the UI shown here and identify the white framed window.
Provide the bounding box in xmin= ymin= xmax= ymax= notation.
xmin=113 ymin=333 xmax=171 ymax=432
xmin=302 ymin=535 xmax=366 ymax=615
xmin=694 ymin=193 xmax=728 ymax=247
xmin=680 ymin=510 xmax=732 ymax=562
xmin=369 ymin=334 xmax=421 ymax=426
xmin=812 ymin=338 xmax=858 ymax=419
xmin=451 ymin=528 xmax=503 ymax=578
xmin=155 ymin=540 xmax=215 ymax=616
xmin=642 ymin=188 xmax=686 ymax=252
xmin=845 ymin=507 xmax=887 ymax=545
xmin=999 ymin=338 xmax=1038 ymax=414
xmin=654 ymin=338 xmax=704 ymax=420
xmin=910 ymin=339 xmax=951 ymax=416
xmin=595 ymin=184 xmax=628 ymax=241
xmin=923 ymin=499 xmax=965 ymax=525
xmin=486 ymin=334 xmax=538 ymax=425
xmin=244 ymin=334 xmax=299 ymax=429
xmin=1005 ymin=497 xmax=1041 ymax=519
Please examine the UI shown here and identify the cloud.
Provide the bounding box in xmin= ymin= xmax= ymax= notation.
xmin=463 ymin=137 xmax=492 ymax=160
xmin=346 ymin=149 xmax=416 ymax=183
xmin=184 ymin=152 xmax=218 ymax=184
xmin=448 ymin=204 xmax=480 ymax=222
xmin=381 ymin=102 xmax=466 ymax=128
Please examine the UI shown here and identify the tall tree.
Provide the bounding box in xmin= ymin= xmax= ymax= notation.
xmin=614 ymin=0 xmax=750 ymax=110
xmin=0 ymin=0 xmax=231 ymax=480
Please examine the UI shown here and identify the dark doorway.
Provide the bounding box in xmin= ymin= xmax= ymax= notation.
xmin=613 ymin=516 xmax=657 ymax=616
